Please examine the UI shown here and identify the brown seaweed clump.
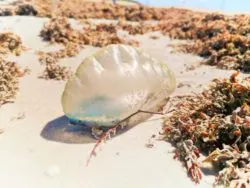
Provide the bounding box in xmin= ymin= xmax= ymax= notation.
xmin=0 ymin=7 xmax=13 ymax=16
xmin=40 ymin=17 xmax=82 ymax=45
xmin=41 ymin=17 xmax=140 ymax=48
xmin=159 ymin=12 xmax=230 ymax=40
xmin=39 ymin=42 xmax=81 ymax=60
xmin=0 ymin=32 xmax=24 ymax=56
xmin=30 ymin=0 xmax=166 ymax=21
xmin=161 ymin=12 xmax=250 ymax=72
xmin=0 ymin=58 xmax=27 ymax=105
xmin=38 ymin=17 xmax=80 ymax=80
xmin=118 ymin=21 xmax=158 ymax=35
xmin=163 ymin=72 xmax=250 ymax=187
xmin=40 ymin=17 xmax=84 ymax=56
xmin=38 ymin=51 xmax=72 ymax=81
xmin=81 ymin=23 xmax=139 ymax=47
xmin=0 ymin=2 xmax=39 ymax=16
xmin=40 ymin=61 xmax=72 ymax=81
xmin=15 ymin=4 xmax=38 ymax=16
xmin=0 ymin=32 xmax=27 ymax=105
xmin=198 ymin=34 xmax=249 ymax=69
xmin=174 ymin=33 xmax=250 ymax=71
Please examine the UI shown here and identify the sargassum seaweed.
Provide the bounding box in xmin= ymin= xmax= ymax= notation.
xmin=162 ymin=72 xmax=250 ymax=187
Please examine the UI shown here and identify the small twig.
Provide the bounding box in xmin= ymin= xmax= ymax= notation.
xmin=86 ymin=109 xmax=166 ymax=166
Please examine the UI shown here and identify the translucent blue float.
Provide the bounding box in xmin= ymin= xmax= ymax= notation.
xmin=61 ymin=44 xmax=176 ymax=127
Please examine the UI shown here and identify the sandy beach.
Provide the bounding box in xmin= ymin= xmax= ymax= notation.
xmin=1 ymin=0 xmax=250 ymax=187
xmin=0 ymin=15 xmax=237 ymax=188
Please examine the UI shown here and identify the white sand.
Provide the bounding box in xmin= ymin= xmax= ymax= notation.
xmin=0 ymin=16 xmax=235 ymax=188
xmin=0 ymin=0 xmax=17 ymax=5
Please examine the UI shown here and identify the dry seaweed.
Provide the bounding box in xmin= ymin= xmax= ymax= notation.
xmin=41 ymin=17 xmax=139 ymax=48
xmin=150 ymin=35 xmax=160 ymax=40
xmin=157 ymin=12 xmax=250 ymax=72
xmin=158 ymin=13 xmax=230 ymax=40
xmin=38 ymin=51 xmax=72 ymax=81
xmin=39 ymin=62 xmax=72 ymax=81
xmin=162 ymin=72 xmax=250 ymax=187
xmin=0 ymin=57 xmax=27 ymax=105
xmin=40 ymin=17 xmax=82 ymax=45
xmin=0 ymin=2 xmax=39 ymax=16
xmin=19 ymin=0 xmax=208 ymax=24
xmin=30 ymin=0 xmax=168 ymax=21
xmin=175 ymin=33 xmax=250 ymax=71
xmin=0 ymin=7 xmax=13 ymax=16
xmin=40 ymin=17 xmax=84 ymax=56
xmin=81 ymin=23 xmax=139 ymax=47
xmin=118 ymin=21 xmax=158 ymax=35
xmin=0 ymin=32 xmax=26 ymax=105
xmin=39 ymin=43 xmax=81 ymax=60
xmin=38 ymin=17 xmax=81 ymax=80
xmin=15 ymin=4 xmax=38 ymax=16
xmin=203 ymin=145 xmax=250 ymax=187
xmin=0 ymin=32 xmax=24 ymax=56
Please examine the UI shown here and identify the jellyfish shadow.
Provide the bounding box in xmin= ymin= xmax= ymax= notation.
xmin=40 ymin=115 xmax=135 ymax=144
xmin=40 ymin=116 xmax=96 ymax=144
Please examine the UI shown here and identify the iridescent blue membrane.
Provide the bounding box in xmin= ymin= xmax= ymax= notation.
xmin=66 ymin=96 xmax=122 ymax=127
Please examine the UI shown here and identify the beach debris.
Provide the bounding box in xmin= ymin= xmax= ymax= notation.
xmin=8 ymin=0 xmax=250 ymax=75
xmin=0 ymin=32 xmax=24 ymax=56
xmin=150 ymin=35 xmax=160 ymax=40
xmin=32 ymin=6 xmax=250 ymax=72
xmin=174 ymin=140 xmax=202 ymax=183
xmin=38 ymin=42 xmax=81 ymax=60
xmin=40 ymin=17 xmax=82 ymax=45
xmin=41 ymin=16 xmax=139 ymax=47
xmin=39 ymin=18 xmax=82 ymax=60
xmin=145 ymin=135 xmax=156 ymax=148
xmin=37 ymin=6 xmax=250 ymax=72
xmin=158 ymin=12 xmax=250 ymax=72
xmin=30 ymin=0 xmax=250 ymax=72
xmin=0 ymin=32 xmax=27 ymax=105
xmin=174 ymin=33 xmax=250 ymax=71
xmin=10 ymin=112 xmax=26 ymax=121
xmin=159 ymin=13 xmax=225 ymax=40
xmin=118 ymin=21 xmax=159 ymax=35
xmin=162 ymin=72 xmax=250 ymax=186
xmin=81 ymin=23 xmax=139 ymax=47
xmin=38 ymin=51 xmax=72 ymax=80
xmin=31 ymin=0 xmax=168 ymax=21
xmin=39 ymin=17 xmax=81 ymax=80
xmin=15 ymin=4 xmax=38 ymax=16
xmin=0 ymin=2 xmax=38 ymax=16
xmin=177 ymin=82 xmax=191 ymax=88
xmin=0 ymin=7 xmax=13 ymax=16
xmin=86 ymin=109 xmax=165 ymax=166
xmin=0 ymin=57 xmax=27 ymax=105
xmin=202 ymin=145 xmax=250 ymax=187
xmin=40 ymin=62 xmax=72 ymax=81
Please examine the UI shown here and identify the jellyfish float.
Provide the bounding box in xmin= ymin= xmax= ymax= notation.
xmin=61 ymin=44 xmax=176 ymax=135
